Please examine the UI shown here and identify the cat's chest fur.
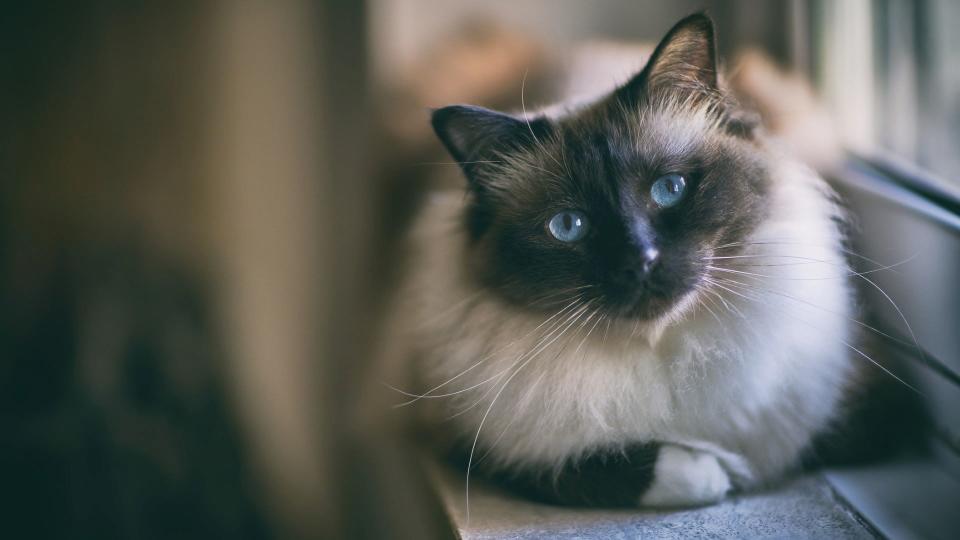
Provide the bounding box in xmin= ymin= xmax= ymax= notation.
xmin=402 ymin=159 xmax=854 ymax=487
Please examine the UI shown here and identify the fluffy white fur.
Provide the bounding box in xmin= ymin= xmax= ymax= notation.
xmin=386 ymin=143 xmax=854 ymax=504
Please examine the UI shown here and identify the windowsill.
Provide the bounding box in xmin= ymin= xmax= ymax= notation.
xmin=825 ymin=449 xmax=960 ymax=540
xmin=427 ymin=461 xmax=875 ymax=539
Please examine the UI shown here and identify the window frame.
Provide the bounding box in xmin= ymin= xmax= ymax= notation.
xmin=797 ymin=1 xmax=960 ymax=537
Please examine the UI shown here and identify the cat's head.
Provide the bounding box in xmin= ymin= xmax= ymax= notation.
xmin=431 ymin=14 xmax=770 ymax=322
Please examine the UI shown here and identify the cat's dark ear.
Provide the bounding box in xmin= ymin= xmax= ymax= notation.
xmin=431 ymin=105 xmax=548 ymax=185
xmin=618 ymin=13 xmax=718 ymax=104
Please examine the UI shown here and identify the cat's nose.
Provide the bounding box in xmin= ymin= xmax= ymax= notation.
xmin=615 ymin=247 xmax=660 ymax=285
xmin=641 ymin=247 xmax=660 ymax=273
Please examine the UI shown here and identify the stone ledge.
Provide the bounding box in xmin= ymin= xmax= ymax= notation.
xmin=428 ymin=463 xmax=873 ymax=539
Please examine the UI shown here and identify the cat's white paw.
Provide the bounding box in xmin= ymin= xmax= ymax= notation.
xmin=639 ymin=444 xmax=732 ymax=508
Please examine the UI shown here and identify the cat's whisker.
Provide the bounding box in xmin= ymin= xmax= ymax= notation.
xmin=708 ymin=240 xmax=897 ymax=271
xmin=702 ymin=253 xmax=887 ymax=273
xmin=706 ymin=264 xmax=844 ymax=281
xmin=603 ymin=315 xmax=613 ymax=344
xmin=474 ymin=302 xmax=603 ymax=467
xmin=700 ymin=276 xmax=756 ymax=306
xmin=704 ymin=275 xmax=921 ymax=394
xmin=706 ymin=257 xmax=923 ymax=380
xmin=698 ymin=280 xmax=746 ymax=320
xmin=411 ymin=160 xmax=504 ymax=167
xmin=706 ymin=263 xmax=923 ymax=354
xmin=389 ymin=295 xmax=586 ymax=406
xmin=509 ymin=153 xmax=566 ymax=183
xmin=721 ymin=261 xmax=893 ymax=273
xmin=464 ymin=299 xmax=595 ymax=523
xmin=567 ymin=304 xmax=605 ymax=360
xmin=703 ymin=251 xmax=916 ymax=280
xmin=415 ymin=290 xmax=483 ymax=330
xmin=520 ymin=67 xmax=566 ymax=173
xmin=528 ymin=285 xmax=594 ymax=307
xmin=854 ymin=272 xmax=929 ymax=370
xmin=391 ymin=295 xmax=580 ymax=407
xmin=630 ymin=316 xmax=642 ymax=342
xmin=446 ymin=299 xmax=594 ymax=419
xmin=471 ymin=369 xmax=549 ymax=468
xmin=434 ymin=298 xmax=587 ymax=401
xmin=707 ymin=273 xmax=915 ymax=350
xmin=842 ymin=338 xmax=920 ymax=394
xmin=556 ymin=128 xmax=575 ymax=183
xmin=707 ymin=273 xmax=925 ymax=393
xmin=693 ymin=291 xmax=724 ymax=326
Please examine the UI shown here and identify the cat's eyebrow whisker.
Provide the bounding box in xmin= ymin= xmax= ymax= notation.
xmin=520 ymin=67 xmax=566 ymax=174
xmin=556 ymin=128 xmax=575 ymax=183
xmin=411 ymin=160 xmax=504 ymax=166
xmin=509 ymin=154 xmax=567 ymax=183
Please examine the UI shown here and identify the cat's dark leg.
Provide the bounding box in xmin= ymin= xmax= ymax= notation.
xmin=488 ymin=443 xmax=660 ymax=507
xmin=806 ymin=336 xmax=929 ymax=467
xmin=461 ymin=442 xmax=732 ymax=507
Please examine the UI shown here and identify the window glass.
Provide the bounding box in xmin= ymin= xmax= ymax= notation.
xmin=914 ymin=0 xmax=960 ymax=180
xmin=816 ymin=0 xmax=960 ymax=183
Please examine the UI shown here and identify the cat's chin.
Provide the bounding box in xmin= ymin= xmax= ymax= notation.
xmin=604 ymin=288 xmax=703 ymax=346
xmin=607 ymin=288 xmax=695 ymax=323
xmin=614 ymin=301 xmax=676 ymax=321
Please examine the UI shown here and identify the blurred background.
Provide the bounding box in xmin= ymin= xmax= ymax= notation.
xmin=2 ymin=1 xmax=958 ymax=539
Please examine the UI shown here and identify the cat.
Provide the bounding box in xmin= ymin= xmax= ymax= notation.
xmin=384 ymin=13 xmax=913 ymax=508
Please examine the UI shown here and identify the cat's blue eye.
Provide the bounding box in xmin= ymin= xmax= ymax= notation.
xmin=650 ymin=173 xmax=687 ymax=208
xmin=548 ymin=210 xmax=589 ymax=242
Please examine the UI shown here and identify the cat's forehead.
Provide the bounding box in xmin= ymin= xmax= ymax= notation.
xmin=566 ymin=98 xmax=719 ymax=164
xmin=482 ymin=97 xmax=735 ymax=209
xmin=509 ymin=99 xmax=723 ymax=193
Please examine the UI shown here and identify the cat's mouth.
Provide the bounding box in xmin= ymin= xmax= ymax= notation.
xmin=611 ymin=294 xmax=683 ymax=320
xmin=605 ymin=281 xmax=694 ymax=321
